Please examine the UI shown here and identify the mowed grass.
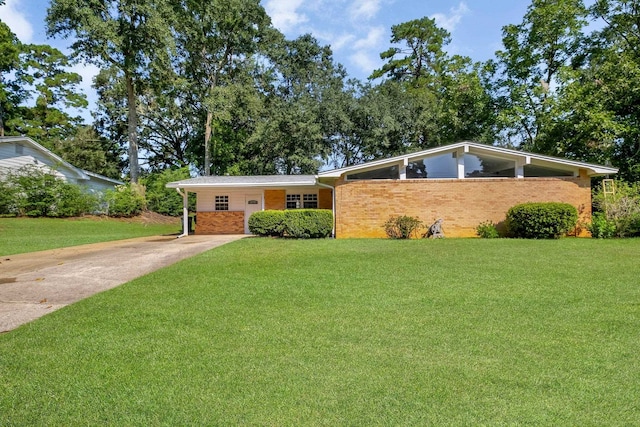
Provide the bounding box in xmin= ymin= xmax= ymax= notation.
xmin=1 ymin=238 xmax=639 ymax=425
xmin=0 ymin=216 xmax=180 ymax=255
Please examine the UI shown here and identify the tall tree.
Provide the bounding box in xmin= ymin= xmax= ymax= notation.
xmin=9 ymin=44 xmax=87 ymax=147
xmin=371 ymin=17 xmax=494 ymax=154
xmin=0 ymin=21 xmax=22 ymax=137
xmin=53 ymin=125 xmax=124 ymax=178
xmin=371 ymin=17 xmax=450 ymax=83
xmin=47 ymin=0 xmax=174 ymax=183
xmin=585 ymin=0 xmax=640 ymax=180
xmin=492 ymin=0 xmax=588 ymax=151
xmin=249 ymin=34 xmax=346 ymax=174
xmin=173 ymin=0 xmax=274 ymax=175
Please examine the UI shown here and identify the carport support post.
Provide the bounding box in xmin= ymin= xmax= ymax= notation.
xmin=176 ymin=188 xmax=189 ymax=238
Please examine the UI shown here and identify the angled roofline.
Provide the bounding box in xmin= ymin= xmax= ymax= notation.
xmin=318 ymin=141 xmax=619 ymax=177
xmin=82 ymin=169 xmax=125 ymax=186
xmin=0 ymin=136 xmax=89 ymax=180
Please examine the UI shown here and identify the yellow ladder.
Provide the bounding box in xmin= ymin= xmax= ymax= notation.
xmin=602 ymin=179 xmax=615 ymax=199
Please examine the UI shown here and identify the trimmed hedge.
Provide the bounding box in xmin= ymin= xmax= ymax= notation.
xmin=284 ymin=209 xmax=333 ymax=238
xmin=248 ymin=210 xmax=285 ymax=237
xmin=249 ymin=209 xmax=333 ymax=238
xmin=506 ymin=202 xmax=578 ymax=239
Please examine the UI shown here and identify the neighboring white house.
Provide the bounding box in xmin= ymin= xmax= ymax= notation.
xmin=0 ymin=136 xmax=123 ymax=193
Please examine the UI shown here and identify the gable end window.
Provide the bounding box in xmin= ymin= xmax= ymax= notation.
xmin=215 ymin=195 xmax=229 ymax=211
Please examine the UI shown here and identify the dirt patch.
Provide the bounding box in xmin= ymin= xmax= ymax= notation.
xmin=0 ymin=278 xmax=16 ymax=284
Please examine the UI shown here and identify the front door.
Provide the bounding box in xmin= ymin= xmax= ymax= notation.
xmin=244 ymin=194 xmax=262 ymax=234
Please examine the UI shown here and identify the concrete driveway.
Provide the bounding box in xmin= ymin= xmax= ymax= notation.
xmin=0 ymin=234 xmax=246 ymax=333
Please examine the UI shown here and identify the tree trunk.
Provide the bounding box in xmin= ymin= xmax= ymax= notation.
xmin=204 ymin=110 xmax=212 ymax=176
xmin=125 ymin=71 xmax=139 ymax=183
xmin=0 ymin=104 xmax=5 ymax=137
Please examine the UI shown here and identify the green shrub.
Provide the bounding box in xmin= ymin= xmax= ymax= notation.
xmin=587 ymin=212 xmax=617 ymax=238
xmin=283 ymin=209 xmax=333 ymax=238
xmin=0 ymin=178 xmax=17 ymax=215
xmin=142 ymin=168 xmax=195 ymax=216
xmin=105 ymin=184 xmax=146 ymax=217
xmin=4 ymin=165 xmax=97 ymax=217
xmin=384 ymin=215 xmax=423 ymax=239
xmin=592 ymin=180 xmax=640 ymax=237
xmin=55 ymin=182 xmax=98 ymax=217
xmin=248 ymin=210 xmax=285 ymax=237
xmin=476 ymin=220 xmax=500 ymax=238
xmin=506 ymin=202 xmax=578 ymax=239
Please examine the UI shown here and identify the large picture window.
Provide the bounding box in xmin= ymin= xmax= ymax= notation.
xmin=286 ymin=193 xmax=318 ymax=209
xmin=215 ymin=195 xmax=229 ymax=211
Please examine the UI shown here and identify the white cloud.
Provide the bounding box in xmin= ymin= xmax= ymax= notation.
xmin=67 ymin=62 xmax=100 ymax=122
xmin=313 ymin=29 xmax=356 ymax=52
xmin=349 ymin=0 xmax=382 ymax=21
xmin=348 ymin=26 xmax=386 ymax=76
xmin=431 ymin=2 xmax=470 ymax=33
xmin=353 ymin=26 xmax=385 ymax=50
xmin=264 ymin=0 xmax=308 ymax=33
xmin=350 ymin=50 xmax=381 ymax=76
xmin=69 ymin=62 xmax=100 ymax=93
xmin=0 ymin=0 xmax=34 ymax=42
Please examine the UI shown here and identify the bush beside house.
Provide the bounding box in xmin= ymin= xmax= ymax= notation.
xmin=0 ymin=166 xmax=97 ymax=217
xmin=590 ymin=180 xmax=640 ymax=237
xmin=249 ymin=210 xmax=333 ymax=238
xmin=383 ymin=215 xmax=423 ymax=239
xmin=506 ymin=202 xmax=578 ymax=239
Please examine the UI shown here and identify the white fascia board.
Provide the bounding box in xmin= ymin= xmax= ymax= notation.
xmin=83 ymin=170 xmax=125 ymax=185
xmin=166 ymin=180 xmax=319 ymax=190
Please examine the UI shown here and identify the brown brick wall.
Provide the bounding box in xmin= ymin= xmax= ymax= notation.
xmin=265 ymin=190 xmax=285 ymax=210
xmin=334 ymin=176 xmax=592 ymax=238
xmin=195 ymin=211 xmax=244 ymax=235
xmin=319 ymin=188 xmax=332 ymax=209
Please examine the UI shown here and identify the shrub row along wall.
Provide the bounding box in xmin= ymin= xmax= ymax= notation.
xmin=249 ymin=209 xmax=333 ymax=238
xmin=334 ymin=174 xmax=592 ymax=238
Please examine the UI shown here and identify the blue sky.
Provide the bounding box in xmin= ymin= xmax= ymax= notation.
xmin=1 ymin=0 xmax=532 ymax=119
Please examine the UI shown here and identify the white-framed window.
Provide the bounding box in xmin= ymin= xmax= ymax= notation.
xmin=303 ymin=193 xmax=318 ymax=208
xmin=286 ymin=194 xmax=300 ymax=209
xmin=215 ymin=195 xmax=229 ymax=211
xmin=286 ymin=193 xmax=318 ymax=209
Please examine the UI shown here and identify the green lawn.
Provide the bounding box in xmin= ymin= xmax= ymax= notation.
xmin=1 ymin=238 xmax=639 ymax=425
xmin=0 ymin=216 xmax=181 ymax=255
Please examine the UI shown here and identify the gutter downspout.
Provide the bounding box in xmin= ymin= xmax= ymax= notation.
xmin=317 ymin=181 xmax=336 ymax=238
xmin=176 ymin=187 xmax=189 ymax=238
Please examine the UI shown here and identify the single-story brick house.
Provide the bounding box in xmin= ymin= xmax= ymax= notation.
xmin=0 ymin=136 xmax=123 ymax=193
xmin=167 ymin=141 xmax=618 ymax=238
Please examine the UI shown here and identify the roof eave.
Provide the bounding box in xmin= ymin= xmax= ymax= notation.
xmin=166 ymin=180 xmax=319 ymax=189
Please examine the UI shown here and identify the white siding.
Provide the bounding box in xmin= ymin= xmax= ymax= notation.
xmin=195 ymin=189 xmax=256 ymax=212
xmin=0 ymin=141 xmax=80 ymax=183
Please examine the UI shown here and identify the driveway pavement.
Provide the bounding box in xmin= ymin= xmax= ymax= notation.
xmin=0 ymin=234 xmax=246 ymax=333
